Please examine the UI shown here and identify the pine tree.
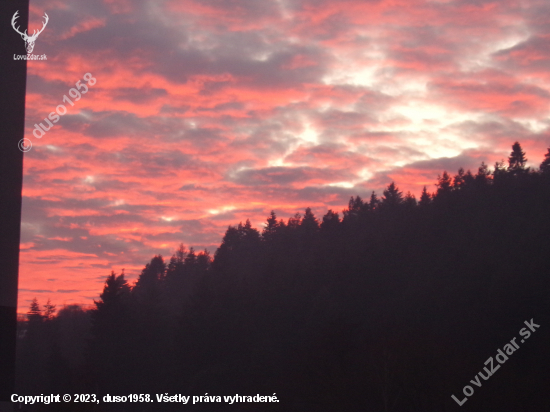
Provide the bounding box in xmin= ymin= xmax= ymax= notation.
xmin=343 ymin=196 xmax=363 ymax=221
xmin=436 ymin=171 xmax=452 ymax=195
xmin=184 ymin=247 xmax=197 ymax=268
xmin=241 ymin=219 xmax=261 ymax=243
xmin=43 ymin=299 xmax=56 ymax=320
xmin=133 ymin=255 xmax=166 ymax=303
xmin=262 ymin=211 xmax=279 ymax=241
xmin=166 ymin=245 xmax=186 ymax=279
xmin=287 ymin=213 xmax=301 ymax=229
xmin=475 ymin=162 xmax=491 ymax=185
xmin=453 ymin=168 xmax=466 ymax=190
xmin=540 ymin=147 xmax=550 ymax=174
xmin=404 ymin=191 xmax=417 ymax=208
xmin=218 ymin=225 xmax=240 ymax=253
xmin=213 ymin=221 xmax=260 ymax=281
xmin=301 ymin=207 xmax=319 ymax=232
xmin=168 ymin=244 xmax=187 ymax=271
xmin=196 ymin=249 xmax=211 ymax=273
xmin=212 ymin=226 xmax=238 ymax=276
xmin=493 ymin=160 xmax=507 ymax=182
xmin=367 ymin=191 xmax=380 ymax=212
xmin=508 ymin=142 xmax=528 ymax=174
xmin=27 ymin=298 xmax=43 ymax=323
xmin=94 ymin=271 xmax=131 ymax=311
xmin=165 ymin=245 xmax=188 ymax=303
xmin=90 ymin=271 xmax=132 ymax=394
xmin=418 ymin=186 xmax=432 ymax=207
xmin=463 ymin=169 xmax=475 ymax=186
xmin=381 ymin=182 xmax=403 ymax=208
xmin=320 ymin=209 xmax=340 ymax=231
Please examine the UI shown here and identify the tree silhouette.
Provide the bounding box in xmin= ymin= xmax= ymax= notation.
xmin=27 ymin=298 xmax=43 ymax=323
xmin=453 ymin=167 xmax=466 ymax=190
xmin=90 ymin=271 xmax=133 ymax=395
xmin=381 ymin=182 xmax=403 ymax=208
xmin=287 ymin=212 xmax=301 ymax=229
xmin=343 ymin=196 xmax=363 ymax=221
xmin=403 ymin=191 xmax=417 ymax=208
xmin=166 ymin=245 xmax=186 ymax=290
xmin=43 ymin=299 xmax=56 ymax=320
xmin=262 ymin=210 xmax=279 ymax=242
xmin=133 ymin=255 xmax=166 ymax=303
xmin=475 ymin=161 xmax=491 ymax=185
xmin=92 ymin=271 xmax=131 ymax=318
xmin=300 ymin=207 xmax=319 ymax=233
xmin=368 ymin=191 xmax=380 ymax=212
xmin=540 ymin=147 xmax=550 ymax=174
xmin=418 ymin=186 xmax=432 ymax=207
xmin=320 ymin=209 xmax=340 ymax=231
xmin=508 ymin=141 xmax=528 ymax=174
xmin=435 ymin=171 xmax=452 ymax=195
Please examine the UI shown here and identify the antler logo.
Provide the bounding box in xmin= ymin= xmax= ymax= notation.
xmin=11 ymin=10 xmax=49 ymax=54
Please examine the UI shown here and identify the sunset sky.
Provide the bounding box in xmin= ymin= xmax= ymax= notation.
xmin=19 ymin=0 xmax=550 ymax=311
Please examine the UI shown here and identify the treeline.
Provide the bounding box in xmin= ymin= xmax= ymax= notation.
xmin=16 ymin=143 xmax=550 ymax=411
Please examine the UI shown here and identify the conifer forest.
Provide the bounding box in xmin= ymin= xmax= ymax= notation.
xmin=16 ymin=143 xmax=550 ymax=411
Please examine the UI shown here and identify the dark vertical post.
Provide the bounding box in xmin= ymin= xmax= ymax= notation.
xmin=0 ymin=1 xmax=29 ymax=411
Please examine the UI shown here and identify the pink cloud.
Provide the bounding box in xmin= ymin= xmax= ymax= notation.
xmin=18 ymin=0 xmax=550 ymax=311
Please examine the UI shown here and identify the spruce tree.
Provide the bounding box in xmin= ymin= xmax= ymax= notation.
xmin=262 ymin=211 xmax=279 ymax=241
xmin=493 ymin=160 xmax=507 ymax=182
xmin=508 ymin=142 xmax=528 ymax=174
xmin=43 ymin=299 xmax=56 ymax=320
xmin=196 ymin=250 xmax=211 ymax=273
xmin=475 ymin=162 xmax=491 ymax=185
xmin=343 ymin=196 xmax=363 ymax=221
xmin=184 ymin=247 xmax=197 ymax=267
xmin=94 ymin=271 xmax=131 ymax=311
xmin=90 ymin=271 xmax=132 ymax=394
xmin=463 ymin=169 xmax=475 ymax=186
xmin=404 ymin=191 xmax=417 ymax=208
xmin=301 ymin=207 xmax=319 ymax=232
xmin=320 ymin=209 xmax=340 ymax=231
xmin=436 ymin=171 xmax=452 ymax=195
xmin=453 ymin=168 xmax=466 ymax=190
xmin=367 ymin=191 xmax=380 ymax=212
xmin=133 ymin=255 xmax=166 ymax=299
xmin=287 ymin=213 xmax=301 ymax=229
xmin=540 ymin=147 xmax=550 ymax=174
xmin=381 ymin=182 xmax=403 ymax=208
xmin=418 ymin=186 xmax=432 ymax=207
xmin=27 ymin=298 xmax=43 ymax=323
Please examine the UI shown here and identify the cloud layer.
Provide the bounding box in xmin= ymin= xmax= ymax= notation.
xmin=18 ymin=0 xmax=550 ymax=310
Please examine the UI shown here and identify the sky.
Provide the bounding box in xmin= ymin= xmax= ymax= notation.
xmin=18 ymin=0 xmax=550 ymax=312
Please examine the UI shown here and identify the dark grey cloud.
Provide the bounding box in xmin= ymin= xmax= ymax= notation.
xmin=403 ymin=153 xmax=485 ymax=173
xmin=113 ymin=87 xmax=168 ymax=103
xmin=227 ymin=166 xmax=356 ymax=186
